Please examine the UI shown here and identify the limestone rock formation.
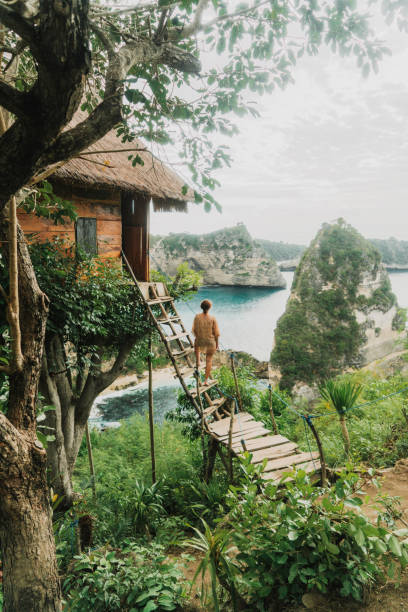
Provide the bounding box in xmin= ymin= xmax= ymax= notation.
xmin=271 ymin=220 xmax=404 ymax=389
xmin=151 ymin=224 xmax=286 ymax=288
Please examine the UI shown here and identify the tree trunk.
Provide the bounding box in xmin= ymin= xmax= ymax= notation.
xmin=0 ymin=224 xmax=61 ymax=610
xmin=40 ymin=332 xmax=140 ymax=507
xmin=340 ymin=415 xmax=350 ymax=457
xmin=0 ymin=421 xmax=61 ymax=612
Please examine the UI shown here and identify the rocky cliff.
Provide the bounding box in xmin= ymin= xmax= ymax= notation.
xmin=151 ymin=224 xmax=286 ymax=288
xmin=271 ymin=220 xmax=404 ymax=389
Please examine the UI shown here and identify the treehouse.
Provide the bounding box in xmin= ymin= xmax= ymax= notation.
xmin=18 ymin=126 xmax=190 ymax=281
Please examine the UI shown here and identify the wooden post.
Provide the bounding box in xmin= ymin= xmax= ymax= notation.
xmin=268 ymin=385 xmax=279 ymax=435
xmin=228 ymin=401 xmax=235 ymax=482
xmin=305 ymin=416 xmax=327 ymax=487
xmin=230 ymin=354 xmax=243 ymax=413
xmin=85 ymin=422 xmax=96 ymax=499
xmin=148 ymin=334 xmax=156 ymax=484
xmin=195 ymin=370 xmax=207 ymax=475
xmin=206 ymin=438 xmax=218 ymax=482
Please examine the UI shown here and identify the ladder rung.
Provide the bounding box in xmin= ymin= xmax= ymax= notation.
xmin=158 ymin=316 xmax=181 ymax=324
xmin=174 ymin=367 xmax=196 ymax=379
xmin=172 ymin=348 xmax=194 ymax=358
xmin=203 ymin=397 xmax=228 ymax=416
xmin=191 ymin=380 xmax=218 ymax=397
xmin=165 ymin=332 xmax=191 ymax=342
xmin=147 ymin=297 xmax=173 ymax=305
xmin=147 ymin=296 xmax=173 ymax=305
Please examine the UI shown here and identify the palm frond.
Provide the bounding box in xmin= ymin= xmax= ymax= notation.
xmin=319 ymin=378 xmax=363 ymax=416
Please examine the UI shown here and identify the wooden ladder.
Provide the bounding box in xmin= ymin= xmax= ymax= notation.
xmin=122 ymin=252 xmax=230 ymax=422
xmin=122 ymin=252 xmax=321 ymax=484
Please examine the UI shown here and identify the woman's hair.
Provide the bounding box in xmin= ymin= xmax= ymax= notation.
xmin=200 ymin=299 xmax=212 ymax=313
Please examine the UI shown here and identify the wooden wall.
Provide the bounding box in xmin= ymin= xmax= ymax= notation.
xmin=17 ymin=185 xmax=123 ymax=261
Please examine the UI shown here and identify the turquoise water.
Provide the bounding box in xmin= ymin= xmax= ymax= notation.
xmin=177 ymin=271 xmax=294 ymax=361
xmin=94 ymin=270 xmax=408 ymax=424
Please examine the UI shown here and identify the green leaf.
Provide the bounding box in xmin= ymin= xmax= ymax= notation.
xmin=389 ymin=535 xmax=402 ymax=558
xmin=355 ymin=529 xmax=365 ymax=547
xmin=326 ymin=542 xmax=340 ymax=555
xmin=142 ymin=602 xmax=158 ymax=612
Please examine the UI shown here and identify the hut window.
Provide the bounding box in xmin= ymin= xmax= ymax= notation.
xmin=75 ymin=217 xmax=97 ymax=256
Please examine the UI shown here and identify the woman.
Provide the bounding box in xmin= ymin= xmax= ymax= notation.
xmin=192 ymin=299 xmax=220 ymax=385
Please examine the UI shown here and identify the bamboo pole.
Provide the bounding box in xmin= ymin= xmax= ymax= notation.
xmin=148 ymin=334 xmax=156 ymax=484
xmin=230 ymin=354 xmax=243 ymax=413
xmin=268 ymin=385 xmax=279 ymax=435
xmin=85 ymin=422 xmax=96 ymax=499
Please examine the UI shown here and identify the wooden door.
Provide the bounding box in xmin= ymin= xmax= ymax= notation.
xmin=121 ymin=193 xmax=150 ymax=281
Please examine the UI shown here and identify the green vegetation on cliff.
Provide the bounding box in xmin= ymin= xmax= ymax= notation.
xmin=272 ymin=220 xmax=397 ymax=389
xmin=369 ymin=237 xmax=408 ymax=266
xmin=256 ymin=238 xmax=306 ymax=261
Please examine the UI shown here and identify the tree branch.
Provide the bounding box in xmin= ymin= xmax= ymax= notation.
xmin=0 ymin=78 xmax=30 ymax=118
xmin=0 ymin=4 xmax=36 ymax=41
xmin=7 ymin=196 xmax=23 ymax=372
xmin=36 ymin=38 xmax=200 ymax=168
xmin=170 ymin=0 xmax=271 ymax=40
xmin=75 ymin=337 xmax=139 ymax=427
xmin=176 ymin=0 xmax=210 ymax=39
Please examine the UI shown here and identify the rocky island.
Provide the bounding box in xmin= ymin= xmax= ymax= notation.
xmin=151 ymin=224 xmax=286 ymax=288
xmin=272 ymin=220 xmax=404 ymax=389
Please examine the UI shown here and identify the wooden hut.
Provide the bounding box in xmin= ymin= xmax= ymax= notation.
xmin=18 ymin=126 xmax=190 ymax=281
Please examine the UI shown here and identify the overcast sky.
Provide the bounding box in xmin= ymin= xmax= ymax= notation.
xmin=151 ymin=10 xmax=408 ymax=246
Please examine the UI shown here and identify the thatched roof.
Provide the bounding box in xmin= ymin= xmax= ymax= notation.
xmin=52 ymin=117 xmax=191 ymax=212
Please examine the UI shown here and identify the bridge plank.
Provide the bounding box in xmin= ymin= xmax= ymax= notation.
xmin=244 ymin=442 xmax=298 ymax=464
xmin=263 ymin=451 xmax=320 ymax=473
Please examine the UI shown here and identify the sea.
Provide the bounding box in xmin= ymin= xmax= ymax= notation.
xmin=92 ymin=270 xmax=408 ymax=426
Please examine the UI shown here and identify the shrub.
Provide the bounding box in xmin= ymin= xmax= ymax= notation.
xmin=191 ymin=462 xmax=408 ymax=609
xmin=63 ymin=542 xmax=187 ymax=611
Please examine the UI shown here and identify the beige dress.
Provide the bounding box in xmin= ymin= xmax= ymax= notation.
xmin=192 ymin=313 xmax=220 ymax=354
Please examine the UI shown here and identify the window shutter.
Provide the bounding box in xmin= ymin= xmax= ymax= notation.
xmin=75 ymin=218 xmax=97 ymax=256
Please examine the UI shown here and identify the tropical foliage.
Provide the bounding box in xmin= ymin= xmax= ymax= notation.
xmin=189 ymin=462 xmax=408 ymax=608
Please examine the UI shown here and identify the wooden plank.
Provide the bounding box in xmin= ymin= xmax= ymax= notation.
xmin=97 ymin=234 xmax=122 ymax=246
xmin=210 ymin=419 xmax=256 ymax=437
xmin=230 ymin=434 xmax=290 ymax=453
xmin=208 ymin=413 xmax=254 ymax=435
xmin=203 ymin=397 xmax=228 ymax=417
xmin=98 ymin=245 xmax=121 ymax=257
xmin=74 ymin=201 xmax=121 ymax=220
xmin=191 ymin=379 xmax=218 ymax=397
xmin=219 ymin=428 xmax=271 ymax=445
xmin=154 ymin=282 xmax=167 ymax=297
xmin=217 ymin=421 xmax=269 ymax=440
xmin=96 ymin=220 xmax=122 ymax=236
xmin=165 ymin=331 xmax=191 ymax=342
xmin=147 ymin=297 xmax=173 ymax=305
xmin=159 ymin=316 xmax=181 ymax=324
xmin=244 ymin=442 xmax=298 ymax=464
xmin=138 ymin=282 xmax=151 ymax=300
xmin=173 ymin=347 xmax=194 ymax=358
xmin=262 ymin=460 xmax=320 ymax=481
xmin=174 ymin=367 xmax=196 ymax=379
xmin=263 ymin=452 xmax=320 ymax=474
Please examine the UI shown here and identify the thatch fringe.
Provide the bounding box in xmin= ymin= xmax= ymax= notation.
xmin=152 ymin=197 xmax=188 ymax=213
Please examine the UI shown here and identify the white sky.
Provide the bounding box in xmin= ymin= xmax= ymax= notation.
xmin=151 ymin=10 xmax=408 ymax=245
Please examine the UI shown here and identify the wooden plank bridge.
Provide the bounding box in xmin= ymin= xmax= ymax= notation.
xmin=123 ymin=255 xmax=321 ymax=483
